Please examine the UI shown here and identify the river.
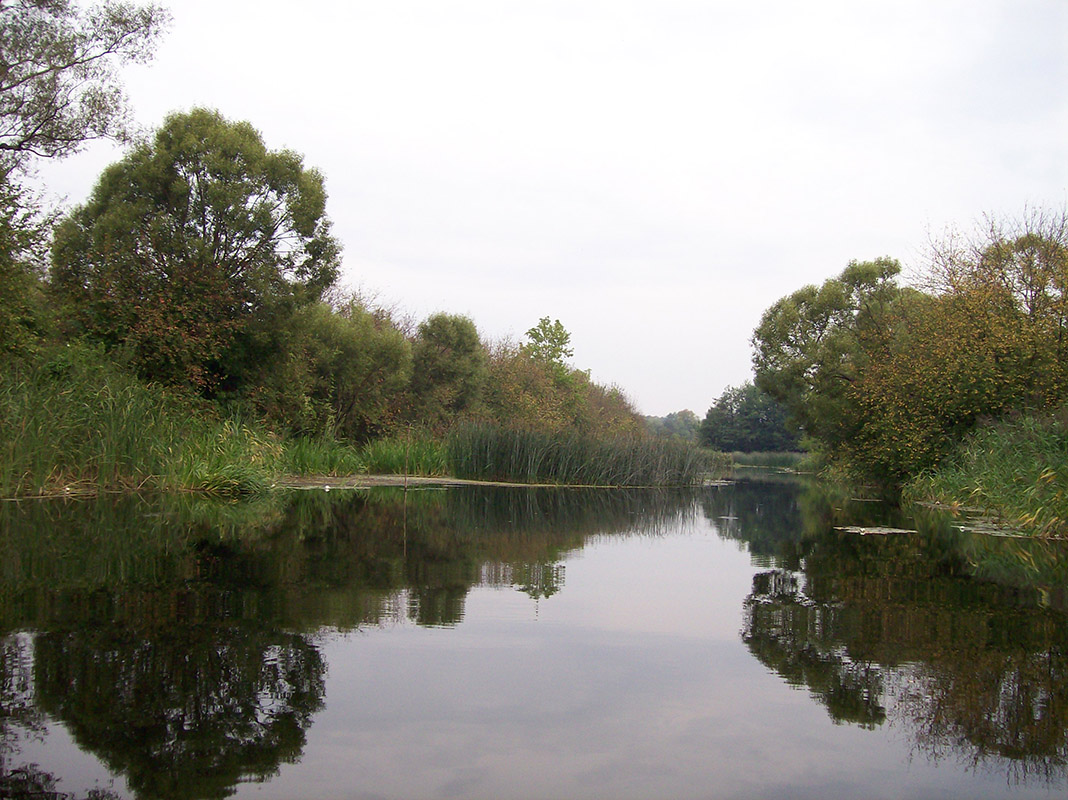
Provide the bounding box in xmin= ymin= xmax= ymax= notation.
xmin=2 ymin=475 xmax=1066 ymax=799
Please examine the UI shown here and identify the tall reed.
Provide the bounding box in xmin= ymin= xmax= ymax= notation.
xmin=281 ymin=435 xmax=365 ymax=476
xmin=904 ymin=409 xmax=1068 ymax=537
xmin=0 ymin=345 xmax=282 ymax=497
xmin=446 ymin=421 xmax=713 ymax=486
xmin=360 ymin=431 xmax=448 ymax=476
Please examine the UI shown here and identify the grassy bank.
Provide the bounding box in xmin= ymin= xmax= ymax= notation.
xmin=446 ymin=421 xmax=716 ymax=486
xmin=904 ymin=409 xmax=1068 ymax=538
xmin=0 ymin=345 xmax=285 ymax=497
xmin=2 ymin=348 xmax=710 ymax=497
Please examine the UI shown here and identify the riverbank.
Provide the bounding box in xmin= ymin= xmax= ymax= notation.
xmin=904 ymin=409 xmax=1068 ymax=538
xmin=1 ymin=348 xmax=715 ymax=498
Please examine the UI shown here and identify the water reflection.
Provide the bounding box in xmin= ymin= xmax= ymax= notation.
xmin=0 ymin=487 xmax=695 ymax=798
xmin=3 ymin=481 xmax=1068 ymax=797
xmin=722 ymin=475 xmax=1068 ymax=785
xmin=35 ymin=628 xmax=324 ymax=799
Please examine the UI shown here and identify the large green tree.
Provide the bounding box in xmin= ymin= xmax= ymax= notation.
xmin=752 ymin=212 xmax=1068 ymax=481
xmin=254 ymin=298 xmax=412 ymax=440
xmin=51 ymin=108 xmax=341 ymax=392
xmin=408 ymin=312 xmax=488 ymax=427
xmin=751 ymin=257 xmax=903 ymax=459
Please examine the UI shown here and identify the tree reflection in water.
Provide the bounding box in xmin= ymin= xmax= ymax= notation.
xmin=0 ymin=486 xmax=696 ymax=798
xmin=33 ymin=625 xmax=324 ymax=800
xmin=713 ymin=476 xmax=1068 ymax=786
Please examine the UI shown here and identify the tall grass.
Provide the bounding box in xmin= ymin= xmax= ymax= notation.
xmin=728 ymin=451 xmax=807 ymax=469
xmin=904 ymin=409 xmax=1068 ymax=537
xmin=360 ymin=431 xmax=448 ymax=476
xmin=446 ymin=421 xmax=713 ymax=486
xmin=0 ymin=345 xmax=282 ymax=497
xmin=281 ymin=435 xmax=365 ymax=476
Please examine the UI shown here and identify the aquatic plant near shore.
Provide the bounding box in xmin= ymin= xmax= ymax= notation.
xmin=281 ymin=435 xmax=365 ymax=477
xmin=360 ymin=432 xmax=448 ymax=476
xmin=0 ymin=345 xmax=282 ymax=497
xmin=904 ymin=409 xmax=1068 ymax=537
xmin=446 ymin=421 xmax=714 ymax=486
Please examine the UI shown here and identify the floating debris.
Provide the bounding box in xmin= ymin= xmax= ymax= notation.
xmin=834 ymin=526 xmax=917 ymax=535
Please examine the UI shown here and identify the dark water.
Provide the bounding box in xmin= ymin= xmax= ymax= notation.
xmin=2 ymin=476 xmax=1067 ymax=799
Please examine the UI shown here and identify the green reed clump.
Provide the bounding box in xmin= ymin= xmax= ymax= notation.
xmin=171 ymin=417 xmax=283 ymax=496
xmin=446 ymin=421 xmax=712 ymax=486
xmin=729 ymin=451 xmax=807 ymax=469
xmin=361 ymin=431 xmax=448 ymax=476
xmin=904 ymin=409 xmax=1068 ymax=537
xmin=281 ymin=435 xmax=365 ymax=476
xmin=0 ymin=344 xmax=283 ymax=497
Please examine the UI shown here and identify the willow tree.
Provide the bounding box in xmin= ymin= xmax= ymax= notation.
xmin=0 ymin=0 xmax=168 ymax=166
xmin=51 ymin=108 xmax=341 ymax=392
xmin=1 ymin=0 xmax=168 ymax=357
xmin=751 ymin=257 xmax=903 ymax=457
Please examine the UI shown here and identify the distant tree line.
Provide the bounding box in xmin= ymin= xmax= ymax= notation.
xmin=645 ymin=387 xmax=800 ymax=453
xmin=644 ymin=410 xmax=699 ymax=441
xmin=698 ymin=382 xmax=801 ymax=452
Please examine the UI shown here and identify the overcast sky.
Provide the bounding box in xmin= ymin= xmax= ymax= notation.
xmin=36 ymin=0 xmax=1068 ymax=416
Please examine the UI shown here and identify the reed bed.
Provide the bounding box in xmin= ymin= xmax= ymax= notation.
xmin=446 ymin=422 xmax=712 ymax=486
xmin=729 ymin=451 xmax=808 ymax=469
xmin=904 ymin=409 xmax=1068 ymax=537
xmin=0 ymin=346 xmax=282 ymax=497
xmin=281 ymin=435 xmax=365 ymax=476
xmin=360 ymin=432 xmax=448 ymax=476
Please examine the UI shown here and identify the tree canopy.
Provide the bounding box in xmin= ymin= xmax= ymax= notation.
xmin=50 ymin=108 xmax=341 ymax=391
xmin=522 ymin=317 xmax=573 ymax=373
xmin=0 ymin=0 xmax=169 ymax=170
xmin=0 ymin=0 xmax=168 ymax=360
xmin=752 ymin=211 xmax=1068 ymax=481
xmin=699 ymin=382 xmax=800 ymax=452
xmin=408 ymin=312 xmax=488 ymax=427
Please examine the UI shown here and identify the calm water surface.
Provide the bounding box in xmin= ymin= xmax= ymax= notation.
xmin=2 ymin=477 xmax=1067 ymax=799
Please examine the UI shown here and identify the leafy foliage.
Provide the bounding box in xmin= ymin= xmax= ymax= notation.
xmin=752 ymin=215 xmax=1068 ymax=484
xmin=521 ymin=316 xmax=573 ymax=378
xmin=752 ymin=257 xmax=903 ymax=458
xmin=0 ymin=0 xmax=169 ymax=169
xmin=0 ymin=0 xmax=167 ymax=360
xmin=699 ymin=382 xmax=800 ymax=452
xmin=407 ymin=312 xmax=487 ymax=428
xmin=0 ymin=175 xmax=51 ymax=357
xmin=50 ymin=108 xmax=341 ymax=392
xmin=253 ymin=298 xmax=411 ymax=440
